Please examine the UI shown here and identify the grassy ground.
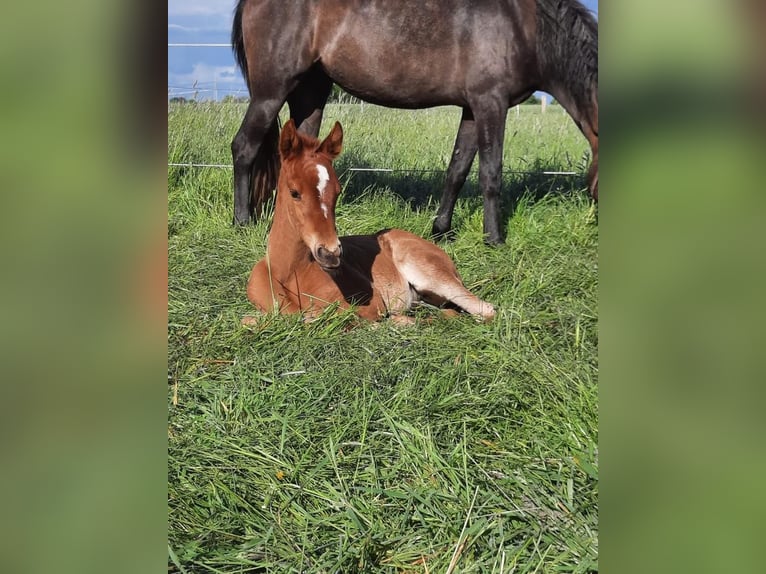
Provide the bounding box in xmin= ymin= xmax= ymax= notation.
xmin=168 ymin=102 xmax=598 ymax=572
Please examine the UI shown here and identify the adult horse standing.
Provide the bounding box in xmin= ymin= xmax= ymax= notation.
xmin=231 ymin=0 xmax=598 ymax=245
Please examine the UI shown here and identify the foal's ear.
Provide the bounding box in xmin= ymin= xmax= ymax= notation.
xmin=279 ymin=119 xmax=302 ymax=159
xmin=317 ymin=121 xmax=343 ymax=159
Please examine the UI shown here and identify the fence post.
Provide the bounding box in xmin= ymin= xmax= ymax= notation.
xmin=541 ymin=93 xmax=547 ymax=113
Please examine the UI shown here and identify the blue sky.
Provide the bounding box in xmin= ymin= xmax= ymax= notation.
xmin=168 ymin=0 xmax=599 ymax=100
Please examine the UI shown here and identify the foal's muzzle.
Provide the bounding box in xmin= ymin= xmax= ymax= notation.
xmin=315 ymin=243 xmax=343 ymax=270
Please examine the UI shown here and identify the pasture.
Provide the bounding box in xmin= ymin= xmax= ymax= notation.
xmin=168 ymin=102 xmax=598 ymax=572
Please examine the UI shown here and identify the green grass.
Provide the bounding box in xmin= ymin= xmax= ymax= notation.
xmin=168 ymin=102 xmax=597 ymax=572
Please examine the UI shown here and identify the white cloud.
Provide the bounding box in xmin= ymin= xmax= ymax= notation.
xmin=168 ymin=1 xmax=233 ymax=36
xmin=168 ymin=0 xmax=235 ymax=17
xmin=168 ymin=24 xmax=199 ymax=32
xmin=168 ymin=63 xmax=241 ymax=87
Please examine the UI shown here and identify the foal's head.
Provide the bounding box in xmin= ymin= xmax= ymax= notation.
xmin=277 ymin=119 xmax=344 ymax=270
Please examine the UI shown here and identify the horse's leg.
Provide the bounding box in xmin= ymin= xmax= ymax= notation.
xmin=287 ymin=67 xmax=333 ymax=138
xmin=432 ymin=108 xmax=478 ymax=239
xmin=231 ymin=96 xmax=286 ymax=225
xmin=585 ymin=126 xmax=598 ymax=202
xmin=473 ymin=96 xmax=509 ymax=245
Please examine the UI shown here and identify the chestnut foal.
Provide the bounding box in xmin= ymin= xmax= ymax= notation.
xmin=245 ymin=120 xmax=495 ymax=323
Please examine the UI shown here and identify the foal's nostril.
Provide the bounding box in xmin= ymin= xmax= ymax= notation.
xmin=316 ymin=244 xmax=342 ymax=268
xmin=318 ymin=244 xmax=341 ymax=257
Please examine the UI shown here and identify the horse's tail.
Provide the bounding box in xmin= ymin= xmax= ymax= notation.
xmin=535 ymin=0 xmax=598 ymax=116
xmin=231 ymin=0 xmax=249 ymax=89
xmin=251 ymin=119 xmax=281 ymax=214
xmin=231 ymin=0 xmax=281 ymax=214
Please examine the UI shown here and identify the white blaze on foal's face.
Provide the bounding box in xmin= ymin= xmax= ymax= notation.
xmin=316 ymin=164 xmax=330 ymax=219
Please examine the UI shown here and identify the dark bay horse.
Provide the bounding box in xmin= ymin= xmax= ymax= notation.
xmin=244 ymin=119 xmax=495 ymax=323
xmin=231 ymin=0 xmax=598 ymax=245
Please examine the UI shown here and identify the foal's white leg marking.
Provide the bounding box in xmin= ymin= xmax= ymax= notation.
xmin=398 ymin=261 xmax=496 ymax=319
xmin=316 ymin=164 xmax=330 ymax=219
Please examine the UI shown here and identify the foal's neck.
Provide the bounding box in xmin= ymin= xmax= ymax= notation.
xmin=266 ymin=199 xmax=313 ymax=278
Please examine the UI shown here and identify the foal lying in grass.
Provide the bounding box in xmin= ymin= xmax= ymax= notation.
xmin=244 ymin=120 xmax=495 ymax=324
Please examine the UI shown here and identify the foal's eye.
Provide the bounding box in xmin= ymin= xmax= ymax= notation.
xmin=289 ymin=189 xmax=301 ymax=200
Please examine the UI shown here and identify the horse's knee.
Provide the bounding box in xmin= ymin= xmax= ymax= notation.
xmin=231 ymin=131 xmax=255 ymax=164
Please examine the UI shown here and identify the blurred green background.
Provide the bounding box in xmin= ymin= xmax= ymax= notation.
xmin=0 ymin=0 xmax=764 ymax=572
xmin=0 ymin=1 xmax=166 ymax=573
xmin=602 ymin=1 xmax=765 ymax=573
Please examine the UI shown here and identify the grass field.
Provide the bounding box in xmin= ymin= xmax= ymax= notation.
xmin=168 ymin=102 xmax=598 ymax=573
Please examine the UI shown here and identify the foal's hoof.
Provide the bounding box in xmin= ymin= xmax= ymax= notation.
xmin=390 ymin=315 xmax=417 ymax=327
xmin=480 ymin=303 xmax=497 ymax=323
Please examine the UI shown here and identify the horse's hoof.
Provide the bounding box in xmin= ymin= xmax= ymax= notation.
xmin=232 ymin=214 xmax=253 ymax=226
xmin=483 ymin=236 xmax=505 ymax=247
xmin=431 ymin=226 xmax=456 ymax=242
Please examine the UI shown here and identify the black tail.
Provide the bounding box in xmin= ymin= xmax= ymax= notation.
xmin=251 ymin=120 xmax=281 ymax=214
xmin=536 ymin=0 xmax=598 ymax=117
xmin=232 ymin=0 xmax=250 ymax=91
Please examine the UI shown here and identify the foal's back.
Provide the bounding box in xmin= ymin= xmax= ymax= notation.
xmin=339 ymin=229 xmax=495 ymax=321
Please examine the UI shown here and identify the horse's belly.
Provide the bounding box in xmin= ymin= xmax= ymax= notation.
xmin=324 ymin=60 xmax=464 ymax=108
xmin=316 ymin=1 xmax=520 ymax=107
xmin=317 ymin=14 xmax=475 ymax=106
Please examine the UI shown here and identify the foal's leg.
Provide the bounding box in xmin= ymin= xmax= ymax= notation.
xmin=472 ymin=95 xmax=509 ymax=245
xmin=415 ymin=271 xmax=496 ymax=321
xmin=432 ymin=108 xmax=478 ymax=239
xmin=243 ymin=258 xmax=306 ymax=321
xmin=386 ymin=231 xmax=496 ymax=321
xmin=287 ymin=67 xmax=333 ymax=138
xmin=245 ymin=259 xmax=279 ymax=314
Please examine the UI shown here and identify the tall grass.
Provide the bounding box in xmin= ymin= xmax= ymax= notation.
xmin=168 ymin=102 xmax=597 ymax=572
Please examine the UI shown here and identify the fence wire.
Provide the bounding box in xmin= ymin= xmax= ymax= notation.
xmin=168 ymin=163 xmax=578 ymax=177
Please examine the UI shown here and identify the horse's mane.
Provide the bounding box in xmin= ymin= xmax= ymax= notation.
xmin=536 ymin=0 xmax=598 ymax=115
xmin=232 ymin=0 xmax=250 ymax=90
